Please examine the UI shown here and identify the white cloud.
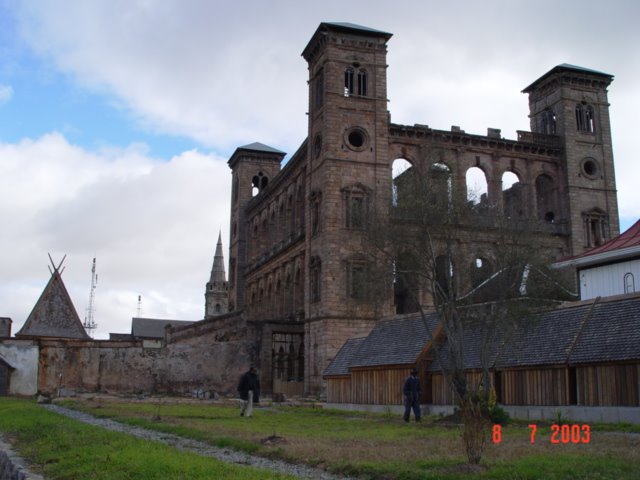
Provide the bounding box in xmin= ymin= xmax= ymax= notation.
xmin=0 ymin=84 xmax=13 ymax=104
xmin=0 ymin=133 xmax=230 ymax=338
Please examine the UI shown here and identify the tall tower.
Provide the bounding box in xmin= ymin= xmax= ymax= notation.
xmin=301 ymin=23 xmax=394 ymax=392
xmin=227 ymin=143 xmax=285 ymax=312
xmin=523 ymin=64 xmax=619 ymax=256
xmin=205 ymin=231 xmax=229 ymax=317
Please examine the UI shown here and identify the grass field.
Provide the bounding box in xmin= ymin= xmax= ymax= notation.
xmin=1 ymin=396 xmax=639 ymax=479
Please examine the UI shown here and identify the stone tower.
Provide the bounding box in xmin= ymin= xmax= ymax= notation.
xmin=301 ymin=23 xmax=394 ymax=392
xmin=205 ymin=231 xmax=229 ymax=317
xmin=227 ymin=143 xmax=285 ymax=312
xmin=523 ymin=64 xmax=620 ymax=255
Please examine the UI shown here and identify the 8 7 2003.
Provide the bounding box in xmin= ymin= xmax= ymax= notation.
xmin=492 ymin=424 xmax=591 ymax=444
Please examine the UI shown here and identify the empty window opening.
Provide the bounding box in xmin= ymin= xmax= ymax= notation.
xmin=535 ymin=174 xmax=557 ymax=223
xmin=465 ymin=166 xmax=488 ymax=206
xmin=502 ymin=171 xmax=523 ymax=218
xmin=576 ymin=104 xmax=595 ymax=133
xmin=310 ymin=257 xmax=321 ymax=303
xmin=430 ymin=162 xmax=453 ymax=210
xmin=434 ymin=255 xmax=454 ymax=300
xmin=392 ymin=158 xmax=413 ymax=207
xmin=357 ymin=69 xmax=368 ymax=96
xmin=348 ymin=261 xmax=368 ymax=300
xmin=394 ymin=252 xmax=420 ymax=314
xmin=471 ymin=257 xmax=492 ymax=288
xmin=583 ymin=210 xmax=608 ymax=247
xmin=344 ymin=67 xmax=354 ymax=96
xmin=252 ymin=172 xmax=269 ymax=197
xmin=314 ymin=68 xmax=324 ymax=110
xmin=540 ymin=108 xmax=557 ymax=135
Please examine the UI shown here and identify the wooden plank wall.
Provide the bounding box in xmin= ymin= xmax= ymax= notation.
xmin=351 ymin=367 xmax=411 ymax=405
xmin=576 ymin=364 xmax=640 ymax=406
xmin=430 ymin=372 xmax=483 ymax=405
xmin=328 ymin=363 xmax=640 ymax=407
xmin=326 ymin=377 xmax=352 ymax=403
xmin=499 ymin=368 xmax=568 ymax=405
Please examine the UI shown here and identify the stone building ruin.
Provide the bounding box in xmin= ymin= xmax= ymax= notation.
xmin=225 ymin=22 xmax=619 ymax=395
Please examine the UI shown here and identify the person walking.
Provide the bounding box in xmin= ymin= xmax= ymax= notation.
xmin=403 ymin=367 xmax=421 ymax=422
xmin=237 ymin=366 xmax=260 ymax=417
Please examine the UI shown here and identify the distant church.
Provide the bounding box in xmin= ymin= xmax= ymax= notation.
xmin=217 ymin=22 xmax=619 ymax=395
xmin=205 ymin=232 xmax=229 ymax=318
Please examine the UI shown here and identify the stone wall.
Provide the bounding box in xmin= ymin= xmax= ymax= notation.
xmin=37 ymin=335 xmax=253 ymax=396
xmin=0 ymin=340 xmax=38 ymax=396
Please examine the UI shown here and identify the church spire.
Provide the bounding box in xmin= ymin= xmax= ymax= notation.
xmin=205 ymin=231 xmax=229 ymax=317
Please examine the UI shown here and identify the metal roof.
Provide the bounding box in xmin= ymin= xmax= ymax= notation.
xmin=237 ymin=142 xmax=286 ymax=155
xmin=131 ymin=317 xmax=196 ymax=339
xmin=523 ymin=63 xmax=613 ymax=93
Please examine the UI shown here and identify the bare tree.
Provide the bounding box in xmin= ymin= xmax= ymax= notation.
xmin=363 ymin=153 xmax=573 ymax=464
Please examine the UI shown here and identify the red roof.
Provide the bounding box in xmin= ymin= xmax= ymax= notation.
xmin=555 ymin=219 xmax=640 ymax=268
xmin=579 ymin=219 xmax=640 ymax=258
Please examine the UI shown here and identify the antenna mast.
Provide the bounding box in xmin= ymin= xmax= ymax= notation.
xmin=84 ymin=257 xmax=98 ymax=337
xmin=136 ymin=295 xmax=143 ymax=317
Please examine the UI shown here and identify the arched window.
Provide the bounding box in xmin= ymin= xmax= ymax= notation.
xmin=347 ymin=259 xmax=368 ymax=300
xmin=430 ymin=162 xmax=452 ymax=212
xmin=357 ymin=69 xmax=368 ymax=96
xmin=502 ymin=171 xmax=523 ymax=218
xmin=470 ymin=257 xmax=492 ymax=288
xmin=310 ymin=256 xmax=321 ymax=303
xmin=392 ymin=158 xmax=413 ymax=207
xmin=576 ymin=104 xmax=595 ymax=133
xmin=582 ymin=209 xmax=608 ymax=247
xmin=344 ymin=67 xmax=354 ymax=96
xmin=434 ymin=254 xmax=454 ymax=300
xmin=535 ymin=174 xmax=557 ymax=223
xmin=541 ymin=108 xmax=557 ymax=135
xmin=465 ymin=167 xmax=488 ymax=206
xmin=624 ymin=273 xmax=635 ymax=294
xmin=252 ymin=172 xmax=269 ymax=197
xmin=342 ymin=184 xmax=369 ymax=229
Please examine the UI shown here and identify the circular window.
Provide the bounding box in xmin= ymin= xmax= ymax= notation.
xmin=345 ymin=127 xmax=368 ymax=151
xmin=581 ymin=158 xmax=599 ymax=179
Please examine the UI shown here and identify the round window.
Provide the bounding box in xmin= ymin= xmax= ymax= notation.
xmin=345 ymin=127 xmax=368 ymax=151
xmin=581 ymin=158 xmax=599 ymax=179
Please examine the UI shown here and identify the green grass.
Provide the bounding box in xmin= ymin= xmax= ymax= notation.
xmin=3 ymin=396 xmax=640 ymax=480
xmin=0 ymin=397 xmax=295 ymax=479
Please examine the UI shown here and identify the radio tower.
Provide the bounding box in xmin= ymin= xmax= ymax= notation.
xmin=84 ymin=257 xmax=98 ymax=337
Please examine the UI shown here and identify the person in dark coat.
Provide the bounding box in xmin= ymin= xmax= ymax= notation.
xmin=237 ymin=366 xmax=260 ymax=417
xmin=403 ymin=367 xmax=421 ymax=422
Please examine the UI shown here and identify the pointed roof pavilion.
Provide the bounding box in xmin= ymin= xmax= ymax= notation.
xmin=16 ymin=257 xmax=90 ymax=340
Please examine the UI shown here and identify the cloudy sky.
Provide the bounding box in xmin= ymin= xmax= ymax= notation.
xmin=1 ymin=0 xmax=638 ymax=339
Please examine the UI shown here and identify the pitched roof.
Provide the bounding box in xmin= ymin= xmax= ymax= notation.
xmin=325 ymin=294 xmax=640 ymax=377
xmin=568 ymin=295 xmax=640 ymax=364
xmin=523 ymin=63 xmax=613 ymax=93
xmin=131 ymin=317 xmax=196 ymax=339
xmin=348 ymin=313 xmax=440 ymax=369
xmin=323 ymin=337 xmax=366 ymax=376
xmin=555 ymin=219 xmax=640 ymax=269
xmin=16 ymin=269 xmax=89 ymax=339
xmin=237 ymin=142 xmax=285 ymax=155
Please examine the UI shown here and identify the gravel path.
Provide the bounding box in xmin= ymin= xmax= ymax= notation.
xmin=41 ymin=404 xmax=354 ymax=480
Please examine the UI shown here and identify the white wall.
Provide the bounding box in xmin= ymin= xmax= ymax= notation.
xmin=0 ymin=340 xmax=39 ymax=396
xmin=580 ymin=259 xmax=640 ymax=300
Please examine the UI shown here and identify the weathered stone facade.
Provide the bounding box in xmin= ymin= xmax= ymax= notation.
xmin=225 ymin=23 xmax=620 ymax=396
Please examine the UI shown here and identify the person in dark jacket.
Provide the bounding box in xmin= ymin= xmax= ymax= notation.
xmin=237 ymin=366 xmax=260 ymax=417
xmin=403 ymin=367 xmax=421 ymax=422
